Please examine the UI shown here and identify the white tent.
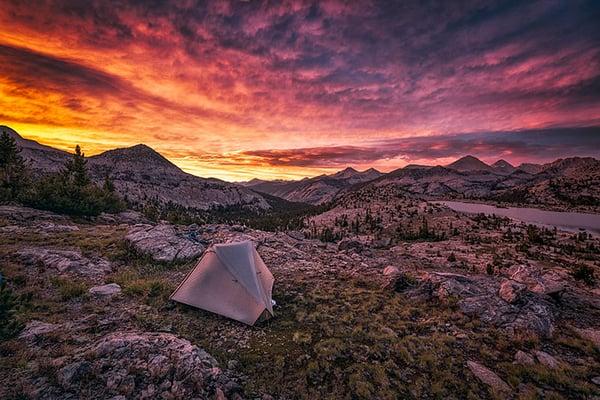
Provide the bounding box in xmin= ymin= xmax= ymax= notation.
xmin=170 ymin=240 xmax=274 ymax=325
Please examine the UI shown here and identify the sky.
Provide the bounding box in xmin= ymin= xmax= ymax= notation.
xmin=0 ymin=0 xmax=599 ymax=181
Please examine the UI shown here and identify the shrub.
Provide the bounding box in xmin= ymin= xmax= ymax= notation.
xmin=24 ymin=145 xmax=125 ymax=216
xmin=572 ymin=264 xmax=596 ymax=286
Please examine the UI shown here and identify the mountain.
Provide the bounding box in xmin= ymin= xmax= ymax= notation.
xmin=329 ymin=155 xmax=600 ymax=211
xmin=447 ymin=155 xmax=493 ymax=172
xmin=2 ymin=125 xmax=70 ymax=173
xmin=244 ymin=167 xmax=383 ymax=204
xmin=4 ymin=126 xmax=269 ymax=211
xmin=492 ymin=159 xmax=516 ymax=174
xmin=517 ymin=163 xmax=543 ymax=174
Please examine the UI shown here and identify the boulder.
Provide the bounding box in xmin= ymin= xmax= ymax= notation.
xmin=338 ymin=239 xmax=363 ymax=252
xmin=383 ymin=266 xmax=400 ymax=276
xmin=498 ymin=279 xmax=527 ymax=304
xmin=89 ymin=283 xmax=122 ymax=297
xmin=508 ymin=265 xmax=566 ymax=297
xmin=60 ymin=331 xmax=241 ymax=399
xmin=371 ymin=237 xmax=392 ymax=248
xmin=16 ymin=248 xmax=111 ymax=278
xmin=58 ymin=361 xmax=92 ymax=388
xmin=466 ymin=361 xmax=511 ymax=395
xmin=533 ymin=350 xmax=559 ymax=369
xmin=125 ymin=224 xmax=205 ymax=263
xmin=414 ymin=272 xmax=555 ymax=338
xmin=514 ymin=350 xmax=535 ymax=365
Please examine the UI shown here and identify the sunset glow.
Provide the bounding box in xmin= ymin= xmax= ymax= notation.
xmin=1 ymin=1 xmax=599 ymax=180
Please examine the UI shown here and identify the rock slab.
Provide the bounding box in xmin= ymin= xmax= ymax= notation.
xmin=125 ymin=224 xmax=205 ymax=263
xmin=467 ymin=361 xmax=511 ymax=395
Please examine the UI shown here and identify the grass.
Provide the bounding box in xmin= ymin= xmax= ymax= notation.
xmin=1 ymin=219 xmax=599 ymax=399
xmin=51 ymin=277 xmax=87 ymax=301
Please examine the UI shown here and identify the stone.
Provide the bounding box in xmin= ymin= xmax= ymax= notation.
xmin=125 ymin=224 xmax=205 ymax=263
xmin=498 ymin=279 xmax=527 ymax=304
xmin=533 ymin=351 xmax=559 ymax=369
xmin=592 ymin=377 xmax=600 ymax=386
xmin=19 ymin=320 xmax=59 ymax=341
xmin=514 ymin=350 xmax=535 ymax=365
xmin=89 ymin=283 xmax=122 ymax=297
xmin=59 ymin=331 xmax=239 ymax=399
xmin=337 ymin=239 xmax=363 ymax=252
xmin=58 ymin=361 xmax=91 ymax=388
xmin=371 ymin=237 xmax=392 ymax=248
xmin=413 ymin=272 xmax=555 ymax=338
xmin=16 ymin=248 xmax=111 ymax=278
xmin=467 ymin=361 xmax=511 ymax=394
xmin=215 ymin=387 xmax=227 ymax=400
xmin=383 ymin=266 xmax=400 ymax=276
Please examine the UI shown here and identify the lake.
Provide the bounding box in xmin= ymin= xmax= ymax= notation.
xmin=435 ymin=201 xmax=600 ymax=234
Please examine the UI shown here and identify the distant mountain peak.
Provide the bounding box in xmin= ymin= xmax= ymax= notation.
xmin=447 ymin=155 xmax=492 ymax=172
xmin=492 ymin=159 xmax=516 ymax=174
xmin=93 ymin=143 xmax=172 ymax=164
xmin=492 ymin=159 xmax=514 ymax=168
xmin=330 ymin=167 xmax=360 ymax=179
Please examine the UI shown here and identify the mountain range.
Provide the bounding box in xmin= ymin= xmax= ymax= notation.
xmin=3 ymin=125 xmax=599 ymax=211
xmin=3 ymin=126 xmax=269 ymax=211
xmin=240 ymin=167 xmax=383 ymax=204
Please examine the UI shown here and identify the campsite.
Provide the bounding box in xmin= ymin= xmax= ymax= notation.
xmin=2 ymin=0 xmax=600 ymax=399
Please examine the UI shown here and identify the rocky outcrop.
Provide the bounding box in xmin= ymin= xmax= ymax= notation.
xmin=54 ymin=331 xmax=243 ymax=399
xmin=533 ymin=350 xmax=559 ymax=369
xmin=498 ymin=279 xmax=527 ymax=304
xmin=408 ymin=272 xmax=555 ymax=338
xmin=16 ymin=248 xmax=111 ymax=278
xmin=514 ymin=350 xmax=535 ymax=365
xmin=89 ymin=283 xmax=122 ymax=297
xmin=19 ymin=320 xmax=60 ymax=342
xmin=466 ymin=361 xmax=511 ymax=395
xmin=125 ymin=224 xmax=205 ymax=263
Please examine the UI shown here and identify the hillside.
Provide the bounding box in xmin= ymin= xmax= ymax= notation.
xmin=3 ymin=126 xmax=269 ymax=211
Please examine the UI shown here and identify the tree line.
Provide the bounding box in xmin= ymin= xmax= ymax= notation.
xmin=0 ymin=130 xmax=124 ymax=216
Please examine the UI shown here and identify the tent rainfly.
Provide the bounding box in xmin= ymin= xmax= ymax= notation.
xmin=170 ymin=240 xmax=274 ymax=325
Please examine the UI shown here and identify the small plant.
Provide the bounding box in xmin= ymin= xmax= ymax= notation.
xmin=51 ymin=277 xmax=87 ymax=300
xmin=486 ymin=264 xmax=495 ymax=275
xmin=572 ymin=264 xmax=596 ymax=286
xmin=447 ymin=252 xmax=457 ymax=262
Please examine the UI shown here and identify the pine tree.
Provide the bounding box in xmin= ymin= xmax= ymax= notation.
xmin=64 ymin=145 xmax=90 ymax=187
xmin=0 ymin=130 xmax=27 ymax=200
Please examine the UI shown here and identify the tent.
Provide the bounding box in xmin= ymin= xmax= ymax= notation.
xmin=170 ymin=240 xmax=274 ymax=325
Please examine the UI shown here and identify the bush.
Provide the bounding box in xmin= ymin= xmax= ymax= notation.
xmin=0 ymin=280 xmax=23 ymax=341
xmin=572 ymin=264 xmax=596 ymax=286
xmin=24 ymin=145 xmax=125 ymax=216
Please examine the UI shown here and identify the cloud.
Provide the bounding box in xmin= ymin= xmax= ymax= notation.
xmin=237 ymin=126 xmax=600 ymax=168
xmin=0 ymin=0 xmax=599 ymax=180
